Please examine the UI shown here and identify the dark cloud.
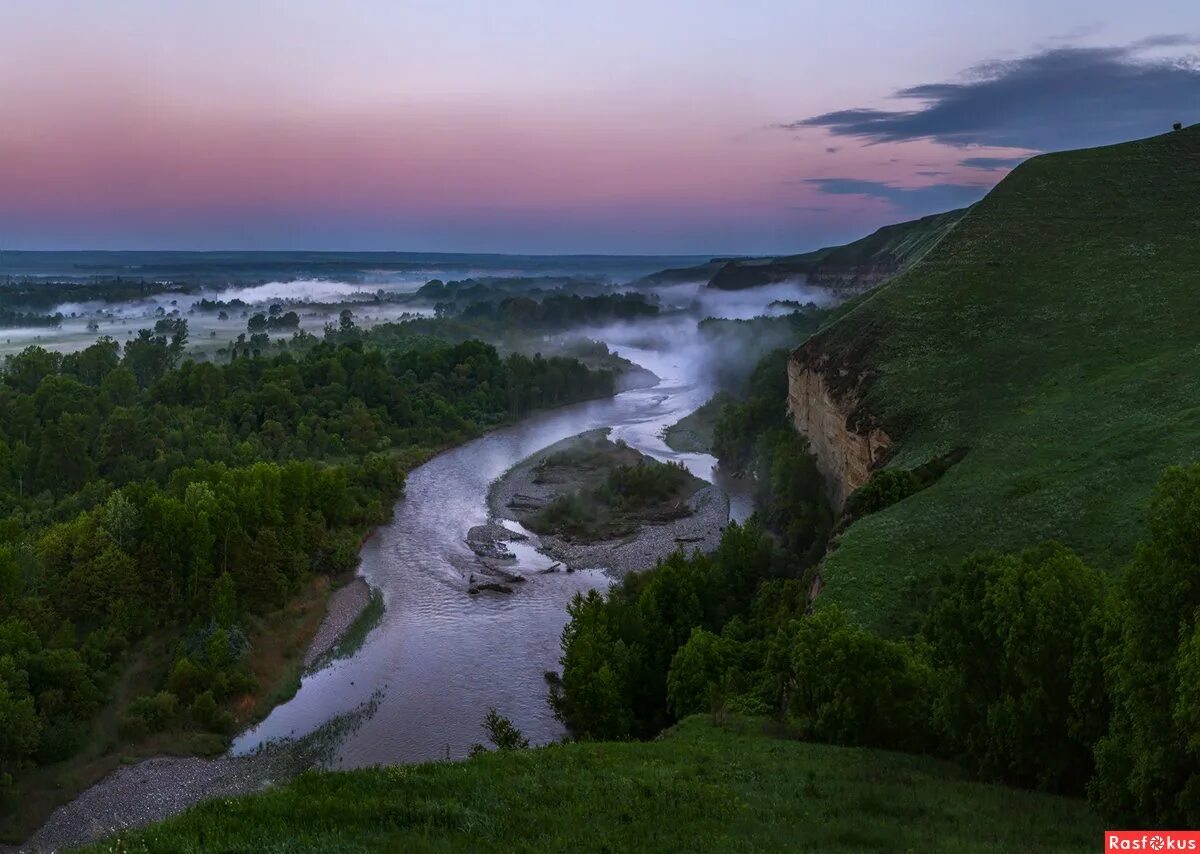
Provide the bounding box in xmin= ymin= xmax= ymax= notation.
xmin=801 ymin=178 xmax=986 ymax=215
xmin=959 ymin=156 xmax=1027 ymax=170
xmin=1131 ymin=34 xmax=1200 ymax=49
xmin=784 ymin=39 xmax=1200 ymax=151
xmin=916 ymin=169 xmax=951 ymax=177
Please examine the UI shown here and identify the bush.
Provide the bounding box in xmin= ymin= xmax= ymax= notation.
xmin=846 ymin=468 xmax=919 ymax=516
xmin=765 ymin=606 xmax=931 ymax=751
xmin=480 ymin=708 xmax=529 ymax=752
xmin=123 ymin=691 xmax=179 ymax=736
xmin=188 ymin=690 xmax=218 ymax=730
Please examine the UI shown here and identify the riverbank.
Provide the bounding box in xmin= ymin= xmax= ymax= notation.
xmin=12 ymin=374 xmax=647 ymax=850
xmin=487 ymin=429 xmax=729 ymax=576
xmin=9 ymin=578 xmax=380 ymax=853
xmin=661 ymin=392 xmax=729 ymax=454
xmin=303 ymin=577 xmax=374 ymax=669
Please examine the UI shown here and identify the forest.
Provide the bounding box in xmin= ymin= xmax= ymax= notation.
xmin=0 ymin=318 xmax=614 ymax=811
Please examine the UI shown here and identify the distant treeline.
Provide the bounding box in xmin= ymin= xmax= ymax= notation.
xmin=0 ymin=279 xmax=200 ymax=311
xmin=453 ymin=292 xmax=658 ymax=329
xmin=0 ymin=310 xmax=62 ymax=329
xmin=416 ymin=276 xmax=612 ymax=303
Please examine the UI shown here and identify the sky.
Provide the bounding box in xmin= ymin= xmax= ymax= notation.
xmin=1 ymin=1 xmax=1197 ymax=254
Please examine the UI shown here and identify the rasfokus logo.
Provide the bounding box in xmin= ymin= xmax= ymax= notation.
xmin=1107 ymin=831 xmax=1200 ymax=851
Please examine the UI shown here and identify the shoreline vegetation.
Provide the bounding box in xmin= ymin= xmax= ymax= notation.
xmin=661 ymin=393 xmax=728 ymax=455
xmin=0 ymin=312 xmax=625 ymax=845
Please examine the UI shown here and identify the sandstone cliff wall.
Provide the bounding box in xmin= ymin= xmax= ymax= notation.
xmin=787 ymin=356 xmax=891 ymax=512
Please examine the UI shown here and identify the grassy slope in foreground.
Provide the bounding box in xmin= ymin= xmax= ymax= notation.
xmin=88 ymin=717 xmax=1099 ymax=852
xmin=809 ymin=126 xmax=1200 ymax=634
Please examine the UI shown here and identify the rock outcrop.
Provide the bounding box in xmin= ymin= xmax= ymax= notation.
xmin=787 ymin=351 xmax=891 ymax=512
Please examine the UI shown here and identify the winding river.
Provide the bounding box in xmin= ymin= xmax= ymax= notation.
xmin=231 ymin=312 xmax=760 ymax=766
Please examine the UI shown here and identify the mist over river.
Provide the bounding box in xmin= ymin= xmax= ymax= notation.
xmin=231 ymin=313 xmax=762 ymax=764
xmin=16 ymin=256 xmax=833 ymax=850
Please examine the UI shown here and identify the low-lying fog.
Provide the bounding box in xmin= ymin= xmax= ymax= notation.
xmin=0 ymin=266 xmax=837 ymax=375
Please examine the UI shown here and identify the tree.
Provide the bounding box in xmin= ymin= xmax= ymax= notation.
xmin=3 ymin=347 xmax=62 ymax=395
xmin=768 ymin=605 xmax=930 ymax=751
xmin=924 ymin=542 xmax=1103 ymax=792
xmin=470 ymin=708 xmax=529 ymax=756
xmin=211 ymin=572 xmax=238 ymax=626
xmin=0 ymin=679 xmax=41 ymax=764
xmin=1091 ymin=465 xmax=1200 ymax=825
xmin=552 ymin=590 xmax=635 ymax=740
xmin=666 ymin=628 xmax=729 ymax=716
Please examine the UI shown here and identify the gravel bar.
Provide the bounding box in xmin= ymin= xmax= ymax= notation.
xmin=304 ymin=576 xmax=372 ymax=668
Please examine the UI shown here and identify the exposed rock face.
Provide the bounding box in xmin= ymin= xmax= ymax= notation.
xmin=787 ymin=354 xmax=891 ymax=512
xmin=806 ymin=263 xmax=901 ymax=295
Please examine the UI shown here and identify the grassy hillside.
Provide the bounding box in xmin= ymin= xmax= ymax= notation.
xmin=88 ymin=717 xmax=1099 ymax=852
xmin=803 ymin=126 xmax=1200 ymax=634
xmin=707 ymin=208 xmax=966 ymax=291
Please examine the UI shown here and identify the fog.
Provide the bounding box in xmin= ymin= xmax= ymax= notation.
xmin=1 ymin=260 xmax=837 ymax=384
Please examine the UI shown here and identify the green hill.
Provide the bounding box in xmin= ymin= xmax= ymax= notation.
xmin=794 ymin=126 xmax=1200 ymax=634
xmin=707 ymin=208 xmax=966 ymax=291
xmin=87 ymin=717 xmax=1098 ymax=852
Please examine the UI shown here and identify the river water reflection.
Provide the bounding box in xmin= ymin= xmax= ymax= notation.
xmin=232 ymin=314 xmax=760 ymax=766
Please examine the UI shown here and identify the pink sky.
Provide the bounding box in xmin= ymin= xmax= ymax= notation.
xmin=1 ymin=1 xmax=1192 ymax=252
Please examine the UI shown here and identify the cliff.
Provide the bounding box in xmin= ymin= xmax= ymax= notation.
xmin=786 ymin=356 xmax=890 ymax=512
xmin=785 ymin=125 xmax=1200 ymax=635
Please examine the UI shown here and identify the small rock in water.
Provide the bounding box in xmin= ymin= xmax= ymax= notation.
xmin=469 ymin=582 xmax=514 ymax=594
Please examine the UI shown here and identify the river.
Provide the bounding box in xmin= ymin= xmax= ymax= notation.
xmin=230 ymin=311 xmax=761 ymax=766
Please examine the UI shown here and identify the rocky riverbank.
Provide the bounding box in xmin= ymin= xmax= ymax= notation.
xmin=17 ymin=753 xmax=294 ymax=852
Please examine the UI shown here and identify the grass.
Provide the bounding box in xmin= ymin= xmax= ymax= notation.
xmin=802 ymin=127 xmax=1200 ymax=634
xmin=662 ymin=393 xmax=730 ymax=454
xmin=87 ymin=716 xmax=1101 ymax=852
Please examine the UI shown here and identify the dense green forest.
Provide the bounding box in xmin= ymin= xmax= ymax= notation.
xmin=0 ymin=319 xmax=614 ymax=822
xmin=555 ymin=341 xmax=1200 ymax=826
